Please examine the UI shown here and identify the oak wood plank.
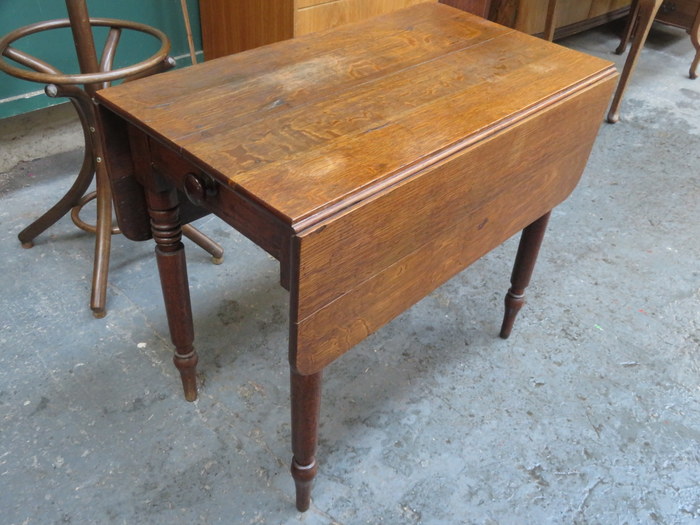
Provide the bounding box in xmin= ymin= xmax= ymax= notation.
xmin=441 ymin=0 xmax=493 ymax=17
xmin=289 ymin=76 xmax=617 ymax=374
xmin=200 ymin=0 xmax=294 ymax=59
xmin=98 ymin=5 xmax=613 ymax=228
xmin=294 ymin=0 xmax=436 ymax=36
xmin=98 ymin=5 xmax=508 ymax=143
xmin=226 ymin=35 xmax=613 ymax=225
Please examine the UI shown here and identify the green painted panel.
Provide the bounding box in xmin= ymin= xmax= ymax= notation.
xmin=0 ymin=0 xmax=202 ymax=119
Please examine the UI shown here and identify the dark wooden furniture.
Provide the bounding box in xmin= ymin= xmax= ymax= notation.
xmin=96 ymin=3 xmax=616 ymax=511
xmin=524 ymin=0 xmax=698 ymax=122
xmin=0 ymin=0 xmax=223 ymax=317
xmin=199 ymin=0 xmax=494 ymax=60
xmin=199 ymin=0 xmax=436 ymax=59
xmin=607 ymin=0 xmax=664 ymax=121
xmin=489 ymin=0 xmax=632 ymax=38
xmin=609 ymin=0 xmax=700 ymax=121
xmin=654 ymin=0 xmax=700 ymax=77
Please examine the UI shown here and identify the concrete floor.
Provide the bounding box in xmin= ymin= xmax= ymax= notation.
xmin=1 ymin=20 xmax=699 ymax=525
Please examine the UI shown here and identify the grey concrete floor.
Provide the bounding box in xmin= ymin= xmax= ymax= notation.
xmin=1 ymin=21 xmax=699 ymax=525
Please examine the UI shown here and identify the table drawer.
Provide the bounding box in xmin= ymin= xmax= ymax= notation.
xmin=657 ymin=0 xmax=700 ymax=29
xmin=144 ymin=136 xmax=290 ymax=263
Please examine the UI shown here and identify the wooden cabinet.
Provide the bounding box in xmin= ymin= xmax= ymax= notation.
xmin=200 ymin=0 xmax=438 ymax=60
xmin=657 ymin=0 xmax=700 ymax=78
xmin=489 ymin=0 xmax=631 ymax=37
xmin=657 ymin=0 xmax=700 ymax=29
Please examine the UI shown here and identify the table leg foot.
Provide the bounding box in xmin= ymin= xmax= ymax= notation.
xmin=290 ymin=369 xmax=322 ymax=512
xmin=607 ymin=110 xmax=620 ymax=124
xmin=291 ymin=458 xmax=317 ymax=512
xmin=500 ymin=290 xmax=525 ymax=339
xmin=174 ymin=351 xmax=199 ymax=402
xmin=499 ymin=212 xmax=551 ymax=339
xmin=147 ymin=188 xmax=199 ymax=401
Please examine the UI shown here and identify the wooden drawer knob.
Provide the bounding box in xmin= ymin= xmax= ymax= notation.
xmin=184 ymin=172 xmax=217 ymax=206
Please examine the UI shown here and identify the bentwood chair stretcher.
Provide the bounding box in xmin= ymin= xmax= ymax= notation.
xmin=96 ymin=4 xmax=617 ymax=511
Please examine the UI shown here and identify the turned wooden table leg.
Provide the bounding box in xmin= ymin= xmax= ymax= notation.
xmin=290 ymin=368 xmax=322 ymax=512
xmin=146 ymin=188 xmax=199 ymax=401
xmin=607 ymin=0 xmax=664 ymax=123
xmin=499 ymin=211 xmax=551 ymax=339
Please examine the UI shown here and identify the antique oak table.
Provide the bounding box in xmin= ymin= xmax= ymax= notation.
xmin=96 ymin=3 xmax=616 ymax=511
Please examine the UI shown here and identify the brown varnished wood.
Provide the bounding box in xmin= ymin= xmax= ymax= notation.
xmin=657 ymin=0 xmax=700 ymax=28
xmin=96 ymin=105 xmax=151 ymax=241
xmin=145 ymin=187 xmax=198 ymax=401
xmin=607 ymin=0 xmax=663 ymax=123
xmin=97 ymin=3 xmax=617 ymax=510
xmin=289 ymin=77 xmax=616 ymax=374
xmin=98 ymin=5 xmax=612 ymax=228
xmin=199 ymin=0 xmax=294 ymax=59
xmin=295 ymin=0 xmax=436 ymax=36
xmin=97 ymin=7 xmax=509 ymax=151
xmin=489 ymin=0 xmax=631 ymax=35
xmin=499 ymin=211 xmax=551 ymax=339
xmin=290 ymin=369 xmax=322 ymax=512
xmin=146 ymin=135 xmax=291 ymax=264
xmin=293 ymin=78 xmax=612 ymax=320
xmin=441 ymin=0 xmax=493 ymax=17
xmin=656 ymin=0 xmax=700 ymax=79
xmin=543 ymin=0 xmax=558 ymax=40
xmin=692 ymin=5 xmax=700 ymax=78
xmin=199 ymin=0 xmax=436 ymax=59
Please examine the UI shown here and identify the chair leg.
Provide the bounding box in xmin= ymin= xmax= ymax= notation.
xmin=615 ymin=0 xmax=640 ymax=55
xmin=543 ymin=0 xmax=558 ymax=41
xmin=607 ymin=0 xmax=664 ymax=123
xmin=690 ymin=14 xmax=700 ymax=79
xmin=290 ymin=368 xmax=322 ymax=512
xmin=17 ymin=100 xmax=94 ymax=248
xmin=89 ymin=161 xmax=113 ymax=318
xmin=182 ymin=224 xmax=224 ymax=264
xmin=500 ymin=212 xmax=551 ymax=339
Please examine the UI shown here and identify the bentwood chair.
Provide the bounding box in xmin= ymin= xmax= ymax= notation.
xmin=0 ymin=0 xmax=223 ymax=317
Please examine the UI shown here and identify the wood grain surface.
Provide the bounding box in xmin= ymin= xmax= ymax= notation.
xmin=199 ymin=0 xmax=295 ymax=59
xmin=98 ymin=3 xmax=617 ymax=376
xmin=295 ymin=0 xmax=435 ymax=36
xmin=490 ymin=0 xmax=630 ymax=34
xmin=98 ymin=4 xmax=618 ymax=509
xmin=98 ymin=3 xmax=613 ymax=226
xmin=289 ymin=77 xmax=616 ymax=374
